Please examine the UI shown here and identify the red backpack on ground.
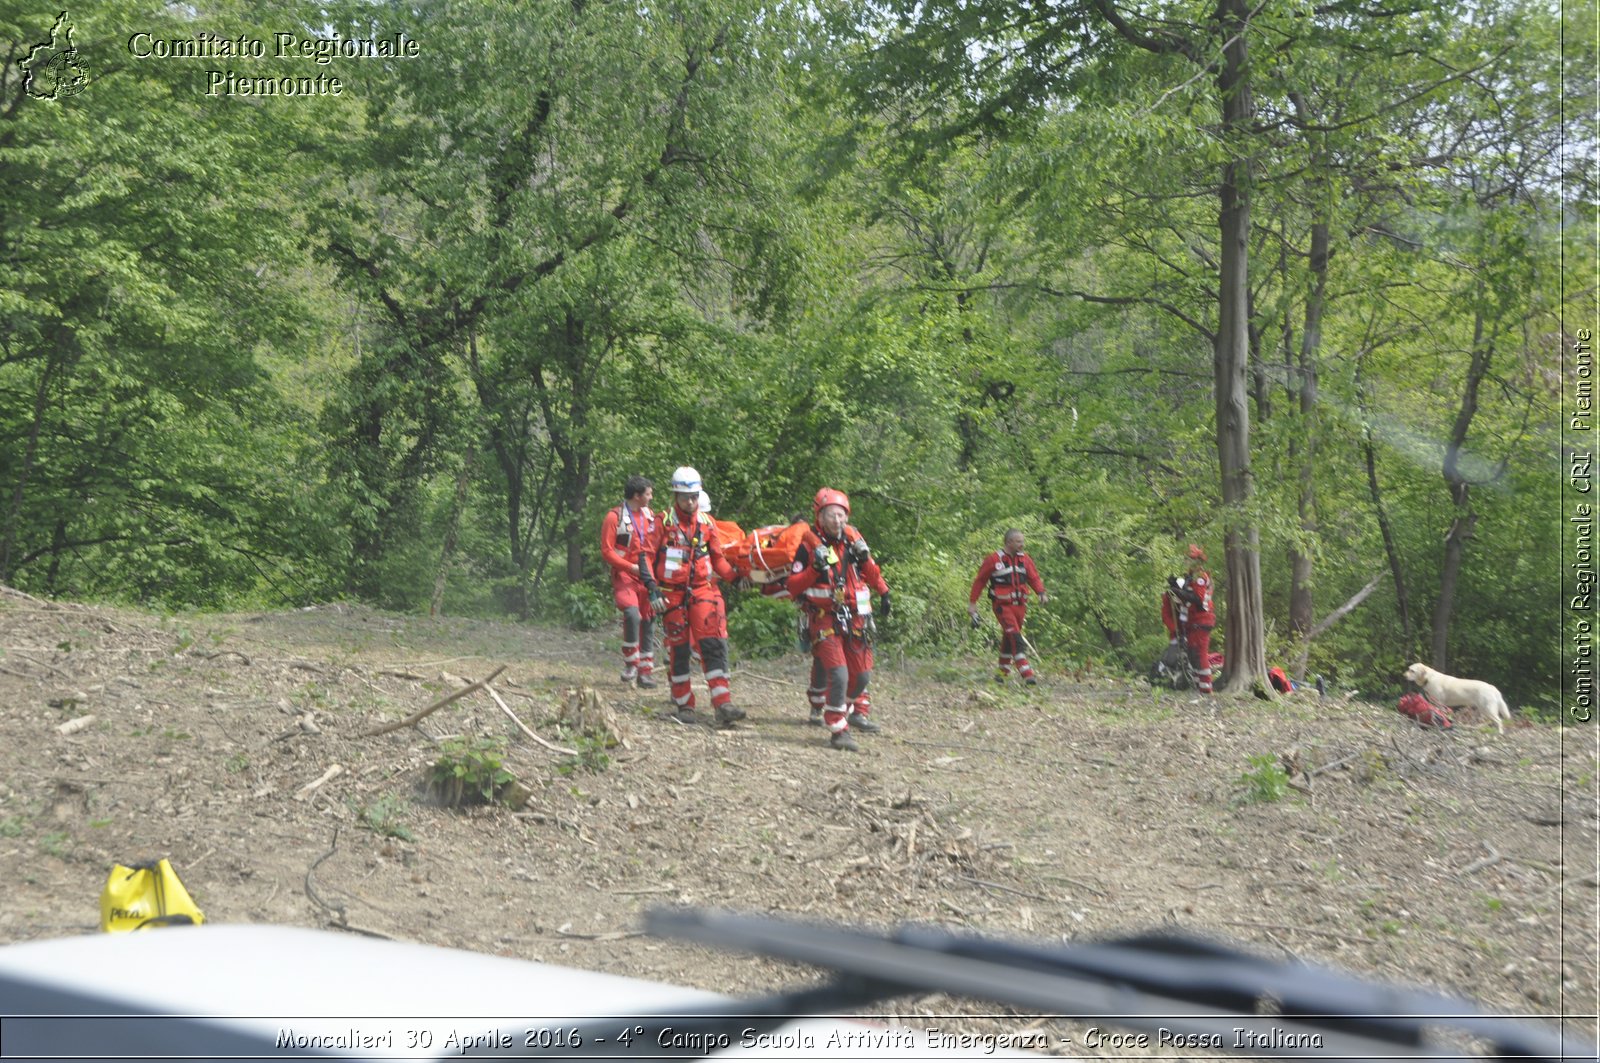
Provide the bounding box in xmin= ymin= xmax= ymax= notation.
xmin=1397 ymin=692 xmax=1452 ymax=729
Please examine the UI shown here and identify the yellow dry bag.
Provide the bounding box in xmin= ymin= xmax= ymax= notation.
xmin=99 ymin=859 xmax=204 ymax=932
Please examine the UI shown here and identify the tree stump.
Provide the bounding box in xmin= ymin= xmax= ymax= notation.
xmin=560 ymin=687 xmax=628 ymax=748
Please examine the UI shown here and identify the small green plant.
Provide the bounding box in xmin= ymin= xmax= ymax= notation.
xmin=1236 ymin=754 xmax=1290 ymax=804
xmin=561 ymin=583 xmax=609 ymax=631
xmin=225 ymin=752 xmax=250 ymax=774
xmin=39 ymin=830 xmax=70 ymax=857
xmin=354 ymin=793 xmax=415 ymax=841
xmin=0 ymin=816 xmax=26 ymax=838
xmin=557 ymin=734 xmax=612 ymax=776
xmin=429 ymin=736 xmax=516 ymax=808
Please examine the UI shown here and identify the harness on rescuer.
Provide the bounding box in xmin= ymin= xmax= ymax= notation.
xmin=809 ymin=488 xmax=877 ymax=642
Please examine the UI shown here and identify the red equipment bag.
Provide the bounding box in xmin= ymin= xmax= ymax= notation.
xmin=1397 ymin=692 xmax=1452 ymax=729
xmin=1267 ymin=667 xmax=1293 ymax=694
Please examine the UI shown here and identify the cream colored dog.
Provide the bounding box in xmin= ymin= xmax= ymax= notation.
xmin=1404 ymin=663 xmax=1511 ymax=733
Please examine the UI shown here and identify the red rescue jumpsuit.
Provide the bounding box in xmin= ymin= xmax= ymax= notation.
xmin=1161 ymin=566 xmax=1216 ymax=693
xmin=787 ymin=528 xmax=889 ymax=735
xmin=970 ymin=550 xmax=1047 ymax=681
xmin=639 ymin=507 xmax=737 ymax=717
xmin=600 ymin=502 xmax=657 ymax=683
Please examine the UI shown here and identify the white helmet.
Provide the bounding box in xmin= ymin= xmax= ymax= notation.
xmin=669 ymin=466 xmax=702 ymax=493
xmin=697 ymin=490 xmax=712 ymax=513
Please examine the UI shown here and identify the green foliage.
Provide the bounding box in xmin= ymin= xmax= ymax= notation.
xmin=1236 ymin=755 xmax=1291 ymax=805
xmin=0 ymin=1 xmax=1570 ymax=709
xmin=556 ymin=734 xmax=613 ymax=777
xmin=560 ymin=582 xmax=610 ymax=632
xmin=726 ymin=593 xmax=802 ymax=660
xmin=428 ymin=737 xmax=516 ymax=808
xmin=353 ymin=793 xmax=416 ymax=842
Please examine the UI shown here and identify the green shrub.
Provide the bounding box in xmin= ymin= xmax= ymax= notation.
xmin=429 ymin=736 xmax=516 ymax=808
xmin=556 ymin=733 xmax=613 ymax=776
xmin=353 ymin=792 xmax=415 ymax=841
xmin=726 ymin=592 xmax=801 ymax=659
xmin=1236 ymin=754 xmax=1290 ymax=804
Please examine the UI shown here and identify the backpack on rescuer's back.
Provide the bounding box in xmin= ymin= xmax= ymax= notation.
xmin=1397 ymin=692 xmax=1452 ymax=729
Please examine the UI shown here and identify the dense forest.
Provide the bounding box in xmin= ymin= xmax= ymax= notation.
xmin=1 ymin=1 xmax=1588 ymax=708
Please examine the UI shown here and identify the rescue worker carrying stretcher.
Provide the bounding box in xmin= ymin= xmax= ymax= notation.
xmin=638 ymin=467 xmax=746 ymax=728
xmin=787 ymin=488 xmax=891 ymax=752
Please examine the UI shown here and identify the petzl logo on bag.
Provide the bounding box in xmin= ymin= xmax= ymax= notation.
xmin=100 ymin=859 xmax=204 ymax=932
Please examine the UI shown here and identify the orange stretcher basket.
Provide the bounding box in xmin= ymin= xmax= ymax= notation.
xmin=724 ymin=521 xmax=810 ymax=584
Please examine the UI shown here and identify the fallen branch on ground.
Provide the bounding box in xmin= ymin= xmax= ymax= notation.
xmin=360 ymin=665 xmax=506 ymax=737
xmin=484 ymin=683 xmax=577 ymax=756
xmin=294 ymin=763 xmax=343 ymax=800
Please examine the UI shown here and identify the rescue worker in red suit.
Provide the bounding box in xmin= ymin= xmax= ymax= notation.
xmin=787 ymin=489 xmax=891 ymax=752
xmin=968 ymin=529 xmax=1049 ymax=685
xmin=1162 ymin=544 xmax=1216 ymax=694
xmin=637 ymin=467 xmax=746 ymax=728
xmin=600 ymin=475 xmax=658 ymax=689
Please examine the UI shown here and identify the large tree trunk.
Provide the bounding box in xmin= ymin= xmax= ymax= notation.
xmin=1214 ymin=0 xmax=1267 ymax=694
xmin=1431 ymin=308 xmax=1493 ymax=670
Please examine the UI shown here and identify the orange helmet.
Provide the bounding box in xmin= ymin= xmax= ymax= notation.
xmin=813 ymin=488 xmax=850 ymax=523
xmin=1187 ymin=543 xmax=1206 ymax=562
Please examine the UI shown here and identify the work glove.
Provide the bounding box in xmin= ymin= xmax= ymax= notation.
xmin=735 ymin=576 xmax=753 ymax=592
xmin=811 ymin=546 xmax=833 ymax=576
xmin=846 ymin=538 xmax=871 ymax=565
xmin=878 ymin=591 xmax=892 ymax=622
xmin=646 ymin=583 xmax=666 ymax=614
xmin=970 ymin=612 xmax=983 ymax=631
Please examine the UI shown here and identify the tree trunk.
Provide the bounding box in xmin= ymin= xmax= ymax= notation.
xmin=560 ymin=311 xmax=592 ymax=585
xmin=0 ymin=346 xmax=65 ymax=582
xmin=1288 ymin=220 xmax=1327 ymax=640
xmin=1431 ymin=308 xmax=1494 ymax=670
xmin=1352 ymin=350 xmax=1414 ymax=654
xmin=431 ymin=447 xmax=475 ymax=617
xmin=43 ymin=517 xmax=67 ymax=594
xmin=1213 ymin=0 xmax=1267 ymax=694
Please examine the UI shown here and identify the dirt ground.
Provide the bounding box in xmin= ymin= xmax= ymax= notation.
xmin=1 ymin=589 xmax=1595 ymax=1055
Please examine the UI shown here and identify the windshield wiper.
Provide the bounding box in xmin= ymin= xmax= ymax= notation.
xmin=496 ymin=908 xmax=1587 ymax=1061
